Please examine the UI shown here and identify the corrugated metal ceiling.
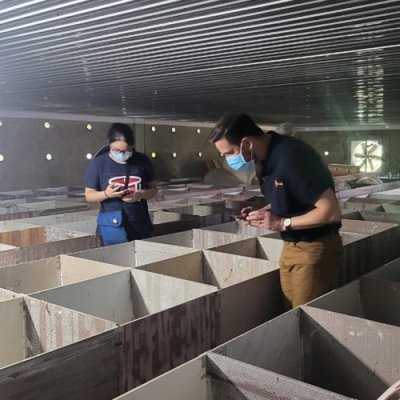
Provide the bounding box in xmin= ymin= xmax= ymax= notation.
xmin=0 ymin=0 xmax=399 ymax=124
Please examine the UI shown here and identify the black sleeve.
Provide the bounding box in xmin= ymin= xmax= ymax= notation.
xmin=283 ymin=141 xmax=334 ymax=207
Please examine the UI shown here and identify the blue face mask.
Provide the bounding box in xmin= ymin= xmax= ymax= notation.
xmin=226 ymin=141 xmax=255 ymax=172
xmin=110 ymin=150 xmax=132 ymax=163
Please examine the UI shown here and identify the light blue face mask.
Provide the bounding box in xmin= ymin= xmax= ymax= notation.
xmin=226 ymin=141 xmax=255 ymax=172
xmin=110 ymin=150 xmax=132 ymax=163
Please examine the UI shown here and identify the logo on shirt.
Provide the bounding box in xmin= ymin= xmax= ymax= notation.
xmin=108 ymin=176 xmax=142 ymax=191
xmin=274 ymin=179 xmax=284 ymax=188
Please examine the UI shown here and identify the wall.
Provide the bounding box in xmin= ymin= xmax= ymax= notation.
xmin=1 ymin=109 xmax=399 ymax=191
xmin=0 ymin=113 xmax=218 ymax=190
xmin=298 ymin=129 xmax=400 ymax=175
xmin=0 ymin=113 xmax=115 ymax=191
xmin=139 ymin=122 xmax=215 ymax=181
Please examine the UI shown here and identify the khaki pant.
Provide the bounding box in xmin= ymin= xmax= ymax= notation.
xmin=279 ymin=232 xmax=343 ymax=308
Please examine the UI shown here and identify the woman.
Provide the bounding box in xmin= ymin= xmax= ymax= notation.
xmin=85 ymin=123 xmax=157 ymax=244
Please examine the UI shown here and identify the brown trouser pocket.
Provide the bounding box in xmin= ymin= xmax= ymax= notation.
xmin=279 ymin=234 xmax=343 ymax=308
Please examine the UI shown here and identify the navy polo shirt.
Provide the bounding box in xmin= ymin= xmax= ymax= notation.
xmin=259 ymin=132 xmax=340 ymax=242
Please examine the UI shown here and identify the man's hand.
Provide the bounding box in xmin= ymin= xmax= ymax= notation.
xmin=239 ymin=206 xmax=255 ymax=220
xmin=245 ymin=209 xmax=284 ymax=231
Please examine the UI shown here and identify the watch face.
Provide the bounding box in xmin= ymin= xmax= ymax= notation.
xmin=284 ymin=218 xmax=291 ymax=227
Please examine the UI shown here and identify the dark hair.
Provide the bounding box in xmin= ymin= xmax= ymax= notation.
xmin=107 ymin=123 xmax=134 ymax=146
xmin=208 ymin=113 xmax=264 ymax=145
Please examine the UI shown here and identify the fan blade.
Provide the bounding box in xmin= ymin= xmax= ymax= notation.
xmin=362 ymin=142 xmax=369 ymax=156
xmin=367 ymin=144 xmax=379 ymax=155
xmin=368 ymin=158 xmax=375 ymax=172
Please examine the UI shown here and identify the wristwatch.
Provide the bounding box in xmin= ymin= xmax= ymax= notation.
xmin=283 ymin=217 xmax=292 ymax=231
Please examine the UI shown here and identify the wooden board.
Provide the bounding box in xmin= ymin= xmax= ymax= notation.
xmin=0 ymin=226 xmax=46 ymax=247
xmin=119 ymin=292 xmax=220 ymax=392
xmin=0 ymin=328 xmax=122 ymax=400
xmin=20 ymin=235 xmax=100 ymax=263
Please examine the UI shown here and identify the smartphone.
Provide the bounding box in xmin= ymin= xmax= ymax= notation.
xmin=233 ymin=214 xmax=246 ymax=221
xmin=111 ymin=184 xmax=122 ymax=191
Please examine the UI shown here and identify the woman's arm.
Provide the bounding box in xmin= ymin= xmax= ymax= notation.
xmin=121 ymin=181 xmax=158 ymax=203
xmin=85 ymin=185 xmax=127 ymax=203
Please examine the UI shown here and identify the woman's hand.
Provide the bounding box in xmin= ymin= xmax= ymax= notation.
xmin=104 ymin=184 xmax=126 ymax=199
xmin=121 ymin=190 xmax=144 ymax=203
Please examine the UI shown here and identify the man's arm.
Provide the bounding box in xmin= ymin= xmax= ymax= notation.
xmin=289 ymin=188 xmax=341 ymax=230
xmin=245 ymin=188 xmax=341 ymax=231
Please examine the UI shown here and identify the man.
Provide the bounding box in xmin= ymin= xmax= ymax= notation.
xmin=209 ymin=113 xmax=342 ymax=308
xmin=275 ymin=121 xmax=297 ymax=138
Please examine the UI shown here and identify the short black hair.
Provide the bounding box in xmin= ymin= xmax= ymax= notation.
xmin=107 ymin=123 xmax=134 ymax=146
xmin=208 ymin=113 xmax=264 ymax=145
